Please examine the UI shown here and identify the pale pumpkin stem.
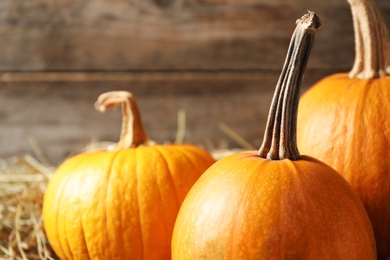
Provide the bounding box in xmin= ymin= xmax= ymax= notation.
xmin=348 ymin=0 xmax=389 ymax=79
xmin=95 ymin=91 xmax=153 ymax=150
xmin=258 ymin=11 xmax=320 ymax=160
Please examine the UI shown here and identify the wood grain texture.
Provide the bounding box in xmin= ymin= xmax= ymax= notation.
xmin=0 ymin=69 xmax=333 ymax=163
xmin=0 ymin=0 xmax=389 ymax=163
xmin=1 ymin=0 xmax=389 ymax=71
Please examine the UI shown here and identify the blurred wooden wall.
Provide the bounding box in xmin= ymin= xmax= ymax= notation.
xmin=1 ymin=0 xmax=390 ymax=164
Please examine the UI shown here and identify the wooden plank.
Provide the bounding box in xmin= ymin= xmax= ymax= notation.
xmin=0 ymin=68 xmax=339 ymax=164
xmin=1 ymin=0 xmax=390 ymax=164
xmin=1 ymin=0 xmax=389 ymax=71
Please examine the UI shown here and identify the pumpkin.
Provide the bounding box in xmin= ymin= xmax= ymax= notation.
xmin=297 ymin=0 xmax=390 ymax=258
xmin=42 ymin=91 xmax=215 ymax=260
xmin=172 ymin=12 xmax=376 ymax=259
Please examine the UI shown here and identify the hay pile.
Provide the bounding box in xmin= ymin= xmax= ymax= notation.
xmin=0 ymin=155 xmax=57 ymax=260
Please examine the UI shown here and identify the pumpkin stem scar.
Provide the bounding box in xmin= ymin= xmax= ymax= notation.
xmin=258 ymin=11 xmax=320 ymax=161
xmin=347 ymin=0 xmax=390 ymax=79
xmin=95 ymin=91 xmax=155 ymax=150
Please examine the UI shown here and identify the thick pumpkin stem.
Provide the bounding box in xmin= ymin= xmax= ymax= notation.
xmin=348 ymin=0 xmax=389 ymax=79
xmin=258 ymin=11 xmax=320 ymax=160
xmin=95 ymin=91 xmax=153 ymax=150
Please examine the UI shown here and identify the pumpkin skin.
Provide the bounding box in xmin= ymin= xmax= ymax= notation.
xmin=172 ymin=151 xmax=376 ymax=259
xmin=297 ymin=73 xmax=390 ymax=258
xmin=42 ymin=91 xmax=216 ymax=260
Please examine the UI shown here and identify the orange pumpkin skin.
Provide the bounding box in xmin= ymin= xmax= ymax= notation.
xmin=43 ymin=144 xmax=215 ymax=260
xmin=172 ymin=151 xmax=376 ymax=259
xmin=297 ymin=73 xmax=390 ymax=258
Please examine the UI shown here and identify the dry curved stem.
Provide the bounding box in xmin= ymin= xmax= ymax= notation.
xmin=347 ymin=0 xmax=390 ymax=79
xmin=95 ymin=91 xmax=154 ymax=150
xmin=258 ymin=11 xmax=320 ymax=160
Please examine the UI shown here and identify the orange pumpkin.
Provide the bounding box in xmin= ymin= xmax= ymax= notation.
xmin=42 ymin=91 xmax=215 ymax=260
xmin=297 ymin=0 xmax=390 ymax=258
xmin=172 ymin=12 xmax=376 ymax=259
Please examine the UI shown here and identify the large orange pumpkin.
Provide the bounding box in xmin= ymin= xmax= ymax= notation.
xmin=42 ymin=91 xmax=215 ymax=260
xmin=297 ymin=0 xmax=390 ymax=258
xmin=172 ymin=12 xmax=376 ymax=259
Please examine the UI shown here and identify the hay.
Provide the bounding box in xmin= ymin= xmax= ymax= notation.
xmin=0 ymin=155 xmax=57 ymax=260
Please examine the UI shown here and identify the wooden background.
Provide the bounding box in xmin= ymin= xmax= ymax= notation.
xmin=1 ymin=0 xmax=390 ymax=164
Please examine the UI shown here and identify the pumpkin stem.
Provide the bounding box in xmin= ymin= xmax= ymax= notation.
xmin=348 ymin=0 xmax=389 ymax=79
xmin=258 ymin=11 xmax=320 ymax=160
xmin=95 ymin=91 xmax=154 ymax=150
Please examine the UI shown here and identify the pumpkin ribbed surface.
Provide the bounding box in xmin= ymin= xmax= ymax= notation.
xmin=172 ymin=151 xmax=376 ymax=259
xmin=43 ymin=145 xmax=214 ymax=260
